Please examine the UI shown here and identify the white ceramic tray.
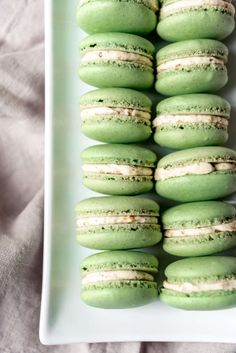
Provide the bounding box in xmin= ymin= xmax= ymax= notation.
xmin=40 ymin=0 xmax=236 ymax=344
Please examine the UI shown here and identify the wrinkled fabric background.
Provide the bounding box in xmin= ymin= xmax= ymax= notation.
xmin=0 ymin=1 xmax=236 ymax=352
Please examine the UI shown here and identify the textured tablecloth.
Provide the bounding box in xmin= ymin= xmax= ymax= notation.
xmin=0 ymin=1 xmax=236 ymax=352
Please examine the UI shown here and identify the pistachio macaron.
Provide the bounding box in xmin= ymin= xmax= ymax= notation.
xmin=81 ymin=250 xmax=158 ymax=309
xmin=157 ymin=0 xmax=235 ymax=42
xmin=80 ymin=88 xmax=152 ymax=143
xmin=153 ymin=94 xmax=231 ymax=149
xmin=82 ymin=144 xmax=157 ymax=195
xmin=155 ymin=146 xmax=236 ymax=202
xmin=155 ymin=39 xmax=228 ymax=96
xmin=79 ymin=33 xmax=155 ymax=90
xmin=162 ymin=201 xmax=236 ymax=257
xmin=160 ymin=256 xmax=236 ymax=310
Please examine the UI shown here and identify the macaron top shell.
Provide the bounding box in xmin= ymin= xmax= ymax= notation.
xmin=76 ymin=196 xmax=160 ymax=217
xmin=81 ymin=250 xmax=159 ymax=275
xmin=165 ymin=256 xmax=236 ymax=282
xmin=156 ymin=94 xmax=231 ymax=117
xmin=80 ymin=32 xmax=155 ymax=58
xmin=156 ymin=39 xmax=228 ymax=64
xmin=157 ymin=146 xmax=236 ymax=168
xmin=82 ymin=144 xmax=157 ymax=167
xmin=162 ymin=201 xmax=236 ymax=229
xmin=80 ymin=88 xmax=152 ymax=112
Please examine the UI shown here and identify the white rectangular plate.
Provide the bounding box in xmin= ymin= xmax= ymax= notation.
xmin=40 ymin=0 xmax=236 ymax=345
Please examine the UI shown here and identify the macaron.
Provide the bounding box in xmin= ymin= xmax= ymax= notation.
xmin=82 ymin=144 xmax=157 ymax=195
xmin=81 ymin=250 xmax=158 ymax=309
xmin=162 ymin=201 xmax=236 ymax=257
xmin=157 ymin=0 xmax=235 ymax=42
xmin=79 ymin=33 xmax=155 ymax=90
xmin=160 ymin=256 xmax=236 ymax=310
xmin=155 ymin=39 xmax=228 ymax=96
xmin=80 ymin=88 xmax=152 ymax=143
xmin=76 ymin=196 xmax=162 ymax=250
xmin=155 ymin=146 xmax=236 ymax=202
xmin=77 ymin=0 xmax=158 ymax=35
xmin=153 ymin=94 xmax=231 ymax=149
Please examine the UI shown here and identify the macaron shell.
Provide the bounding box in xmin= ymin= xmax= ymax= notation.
xmin=82 ymin=281 xmax=158 ymax=309
xmin=157 ymin=10 xmax=235 ymax=42
xmin=156 ymin=173 xmax=236 ymax=202
xmin=77 ymin=1 xmax=157 ymax=35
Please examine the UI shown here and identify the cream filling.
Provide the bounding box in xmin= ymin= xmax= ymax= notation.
xmin=83 ymin=164 xmax=153 ymax=176
xmin=80 ymin=106 xmax=151 ymax=122
xmin=157 ymin=57 xmax=225 ymax=73
xmin=163 ymin=278 xmax=236 ymax=293
xmin=153 ymin=114 xmax=229 ymax=128
xmin=81 ymin=50 xmax=153 ymax=67
xmin=165 ymin=219 xmax=236 ymax=238
xmin=155 ymin=162 xmax=236 ymax=181
xmin=77 ymin=215 xmax=158 ymax=227
xmin=79 ymin=0 xmax=159 ymax=11
xmin=160 ymin=0 xmax=235 ymax=18
xmin=82 ymin=270 xmax=154 ymax=285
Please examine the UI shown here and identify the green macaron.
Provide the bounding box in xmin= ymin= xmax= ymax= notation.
xmin=157 ymin=0 xmax=235 ymax=42
xmin=82 ymin=144 xmax=157 ymax=195
xmin=155 ymin=39 xmax=228 ymax=96
xmin=80 ymin=88 xmax=152 ymax=143
xmin=76 ymin=196 xmax=162 ymax=250
xmin=155 ymin=146 xmax=236 ymax=202
xmin=153 ymin=94 xmax=231 ymax=149
xmin=160 ymin=256 xmax=236 ymax=310
xmin=81 ymin=250 xmax=158 ymax=309
xmin=162 ymin=201 xmax=236 ymax=257
xmin=79 ymin=33 xmax=155 ymax=90
xmin=77 ymin=0 xmax=158 ymax=35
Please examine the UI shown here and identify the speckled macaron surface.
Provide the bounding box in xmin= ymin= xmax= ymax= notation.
xmin=79 ymin=33 xmax=155 ymax=90
xmin=77 ymin=0 xmax=158 ymax=35
xmin=155 ymin=39 xmax=228 ymax=96
xmin=155 ymin=146 xmax=236 ymax=202
xmin=81 ymin=250 xmax=158 ymax=308
xmin=76 ymin=196 xmax=162 ymax=250
xmin=162 ymin=201 xmax=236 ymax=257
xmin=160 ymin=256 xmax=236 ymax=310
xmin=82 ymin=144 xmax=157 ymax=195
xmin=80 ymin=88 xmax=152 ymax=143
xmin=157 ymin=0 xmax=235 ymax=42
xmin=153 ymin=94 xmax=231 ymax=149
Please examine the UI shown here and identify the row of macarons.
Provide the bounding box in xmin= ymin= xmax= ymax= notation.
xmin=77 ymin=0 xmax=235 ymax=41
xmin=79 ymin=34 xmax=230 ymax=95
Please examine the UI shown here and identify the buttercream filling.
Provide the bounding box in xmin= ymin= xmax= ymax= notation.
xmin=155 ymin=162 xmax=236 ymax=181
xmin=77 ymin=215 xmax=158 ymax=227
xmin=163 ymin=277 xmax=236 ymax=293
xmin=81 ymin=50 xmax=153 ymax=67
xmin=81 ymin=106 xmax=151 ymax=122
xmin=157 ymin=57 xmax=225 ymax=73
xmin=79 ymin=0 xmax=159 ymax=12
xmin=165 ymin=219 xmax=236 ymax=238
xmin=153 ymin=114 xmax=229 ymax=128
xmin=83 ymin=164 xmax=153 ymax=176
xmin=160 ymin=0 xmax=235 ymax=18
xmin=82 ymin=270 xmax=154 ymax=285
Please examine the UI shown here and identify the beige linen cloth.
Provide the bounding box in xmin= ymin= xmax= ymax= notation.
xmin=0 ymin=0 xmax=236 ymax=352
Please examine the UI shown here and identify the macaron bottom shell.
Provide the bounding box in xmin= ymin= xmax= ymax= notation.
xmin=79 ymin=64 xmax=154 ymax=90
xmin=82 ymin=280 xmax=158 ymax=309
xmin=154 ymin=127 xmax=228 ymax=149
xmin=156 ymin=173 xmax=236 ymax=202
xmin=160 ymin=289 xmax=236 ymax=311
xmin=77 ymin=1 xmax=157 ymax=35
xmin=83 ymin=175 xmax=154 ymax=195
xmin=155 ymin=67 xmax=228 ymax=96
xmin=157 ymin=11 xmax=235 ymax=42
